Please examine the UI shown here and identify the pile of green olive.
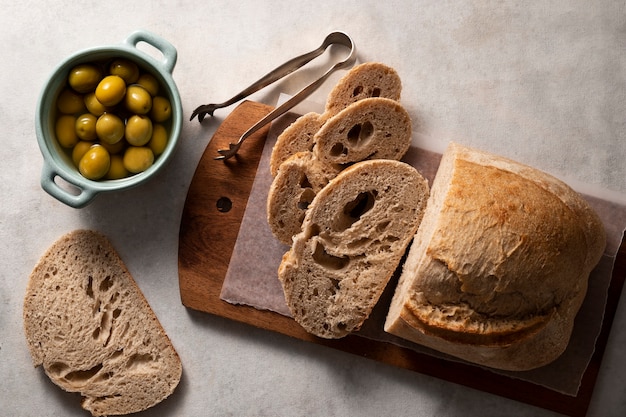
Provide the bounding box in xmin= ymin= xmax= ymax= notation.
xmin=54 ymin=58 xmax=172 ymax=180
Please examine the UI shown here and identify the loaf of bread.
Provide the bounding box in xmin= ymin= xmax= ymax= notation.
xmin=23 ymin=230 xmax=182 ymax=416
xmin=278 ymin=160 xmax=429 ymax=338
xmin=267 ymin=97 xmax=413 ymax=245
xmin=269 ymin=62 xmax=402 ymax=177
xmin=384 ymin=143 xmax=606 ymax=371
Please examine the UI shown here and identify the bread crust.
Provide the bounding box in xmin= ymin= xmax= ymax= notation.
xmin=279 ymin=160 xmax=429 ymax=338
xmin=23 ymin=230 xmax=182 ymax=416
xmin=384 ymin=143 xmax=606 ymax=371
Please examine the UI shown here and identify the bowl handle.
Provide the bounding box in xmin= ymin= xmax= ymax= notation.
xmin=124 ymin=30 xmax=178 ymax=74
xmin=40 ymin=162 xmax=97 ymax=208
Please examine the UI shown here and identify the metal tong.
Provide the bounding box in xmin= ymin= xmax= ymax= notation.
xmin=190 ymin=31 xmax=356 ymax=160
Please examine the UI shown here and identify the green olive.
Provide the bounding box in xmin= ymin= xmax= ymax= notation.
xmin=57 ymin=88 xmax=86 ymax=114
xmin=75 ymin=113 xmax=97 ymax=141
xmin=105 ymin=154 xmax=130 ymax=180
xmin=100 ymin=138 xmax=126 ymax=155
xmin=124 ymin=85 xmax=152 ymax=114
xmin=125 ymin=115 xmax=153 ymax=146
xmin=68 ymin=64 xmax=102 ymax=93
xmin=79 ymin=144 xmax=110 ymax=180
xmin=136 ymin=73 xmax=159 ymax=96
xmin=95 ymin=75 xmax=126 ymax=106
xmin=72 ymin=141 xmax=93 ymax=166
xmin=149 ymin=123 xmax=168 ymax=156
xmin=55 ymin=115 xmax=78 ymax=148
xmin=123 ymin=146 xmax=154 ymax=174
xmin=84 ymin=92 xmax=108 ymax=116
xmin=150 ymin=96 xmax=171 ymax=122
xmin=96 ymin=113 xmax=125 ymax=144
xmin=109 ymin=58 xmax=139 ymax=84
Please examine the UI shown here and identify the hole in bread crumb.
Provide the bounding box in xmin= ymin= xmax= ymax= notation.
xmin=299 ymin=173 xmax=312 ymax=189
xmin=377 ymin=221 xmax=391 ymax=232
xmin=298 ymin=188 xmax=316 ymax=210
xmin=347 ymin=122 xmax=374 ymax=148
xmin=312 ymin=241 xmax=349 ymax=270
xmin=48 ymin=362 xmax=69 ymax=377
xmin=330 ymin=143 xmax=347 ymax=157
xmin=371 ymin=87 xmax=381 ymax=97
xmin=99 ymin=276 xmax=113 ymax=292
xmin=63 ymin=363 xmax=103 ymax=383
xmin=335 ymin=191 xmax=377 ymax=231
xmin=352 ymin=86 xmax=363 ymax=96
xmin=86 ymin=276 xmax=94 ymax=298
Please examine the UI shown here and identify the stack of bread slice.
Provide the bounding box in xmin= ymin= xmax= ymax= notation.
xmin=268 ymin=62 xmax=431 ymax=339
xmin=268 ymin=62 xmax=414 ymax=245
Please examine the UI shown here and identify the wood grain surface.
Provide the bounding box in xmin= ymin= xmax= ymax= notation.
xmin=178 ymin=100 xmax=626 ymax=417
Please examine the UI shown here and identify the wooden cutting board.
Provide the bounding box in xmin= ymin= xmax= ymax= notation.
xmin=178 ymin=100 xmax=626 ymax=417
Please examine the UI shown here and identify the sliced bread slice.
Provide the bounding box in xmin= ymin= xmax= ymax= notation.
xmin=278 ymin=160 xmax=429 ymax=338
xmin=267 ymin=151 xmax=341 ymax=245
xmin=270 ymin=112 xmax=325 ymax=177
xmin=23 ymin=229 xmax=182 ymax=416
xmin=313 ymin=97 xmax=412 ymax=167
xmin=324 ymin=62 xmax=402 ymax=117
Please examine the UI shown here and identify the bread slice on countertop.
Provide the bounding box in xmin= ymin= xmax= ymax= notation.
xmin=269 ymin=62 xmax=403 ymax=177
xmin=384 ymin=142 xmax=606 ymax=371
xmin=278 ymin=160 xmax=429 ymax=338
xmin=23 ymin=229 xmax=182 ymax=416
xmin=267 ymin=97 xmax=413 ymax=245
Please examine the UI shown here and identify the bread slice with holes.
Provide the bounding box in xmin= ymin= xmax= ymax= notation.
xmin=313 ymin=97 xmax=412 ymax=166
xmin=267 ymin=151 xmax=341 ymax=245
xmin=269 ymin=62 xmax=402 ymax=177
xmin=278 ymin=160 xmax=429 ymax=338
xmin=23 ymin=229 xmax=182 ymax=416
xmin=270 ymin=112 xmax=326 ymax=177
xmin=267 ymin=97 xmax=413 ymax=245
xmin=384 ymin=142 xmax=606 ymax=370
xmin=324 ymin=62 xmax=402 ymax=117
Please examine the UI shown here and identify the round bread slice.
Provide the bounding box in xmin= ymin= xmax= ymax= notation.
xmin=23 ymin=230 xmax=182 ymax=416
xmin=270 ymin=112 xmax=325 ymax=177
xmin=313 ymin=97 xmax=412 ymax=167
xmin=384 ymin=142 xmax=606 ymax=371
xmin=324 ymin=62 xmax=402 ymax=117
xmin=278 ymin=160 xmax=429 ymax=339
xmin=267 ymin=151 xmax=341 ymax=245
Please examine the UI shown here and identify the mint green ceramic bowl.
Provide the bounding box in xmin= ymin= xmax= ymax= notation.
xmin=36 ymin=30 xmax=182 ymax=208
